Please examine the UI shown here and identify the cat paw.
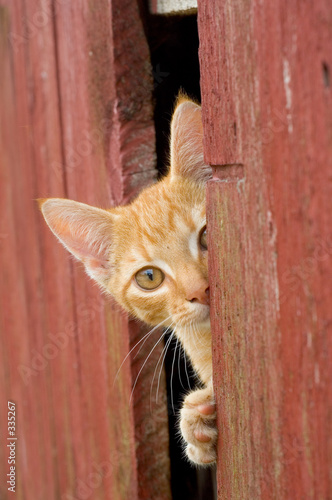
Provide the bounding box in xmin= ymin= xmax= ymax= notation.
xmin=179 ymin=386 xmax=217 ymax=466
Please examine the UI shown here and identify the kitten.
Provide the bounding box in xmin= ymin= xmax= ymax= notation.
xmin=40 ymin=96 xmax=217 ymax=466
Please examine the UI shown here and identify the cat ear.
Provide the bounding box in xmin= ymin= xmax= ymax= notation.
xmin=39 ymin=198 xmax=115 ymax=286
xmin=170 ymin=98 xmax=212 ymax=183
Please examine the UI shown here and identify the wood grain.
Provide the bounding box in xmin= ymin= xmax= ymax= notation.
xmin=199 ymin=0 xmax=332 ymax=497
xmin=0 ymin=1 xmax=171 ymax=499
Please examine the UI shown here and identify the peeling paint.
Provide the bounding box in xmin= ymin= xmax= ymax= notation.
xmin=283 ymin=58 xmax=293 ymax=134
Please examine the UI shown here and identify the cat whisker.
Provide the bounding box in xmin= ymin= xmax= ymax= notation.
xmin=149 ymin=323 xmax=174 ymax=412
xmin=176 ymin=337 xmax=186 ymax=391
xmin=193 ymin=321 xmax=206 ymax=347
xmin=133 ymin=315 xmax=173 ymax=361
xmin=113 ymin=315 xmax=172 ymax=387
xmin=183 ymin=346 xmax=191 ymax=389
xmin=170 ymin=334 xmax=178 ymax=415
xmin=184 ymin=320 xmax=195 ymax=388
xmin=191 ymin=320 xmax=203 ymax=350
xmin=193 ymin=324 xmax=201 ymax=351
xmin=173 ymin=319 xmax=193 ymax=390
xmin=155 ymin=330 xmax=175 ymax=405
xmin=129 ymin=326 xmax=170 ymax=404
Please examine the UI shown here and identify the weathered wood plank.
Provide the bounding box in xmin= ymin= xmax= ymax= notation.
xmin=199 ymin=0 xmax=332 ymax=498
xmin=0 ymin=0 xmax=171 ymax=498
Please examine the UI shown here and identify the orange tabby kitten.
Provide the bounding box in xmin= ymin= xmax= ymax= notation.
xmin=40 ymin=97 xmax=217 ymax=465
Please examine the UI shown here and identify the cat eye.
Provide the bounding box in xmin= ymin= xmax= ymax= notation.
xmin=200 ymin=226 xmax=207 ymax=250
xmin=135 ymin=267 xmax=165 ymax=290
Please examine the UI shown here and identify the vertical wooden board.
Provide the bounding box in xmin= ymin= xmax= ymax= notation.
xmin=199 ymin=1 xmax=282 ymax=497
xmin=1 ymin=1 xmax=69 ymax=498
xmin=199 ymin=0 xmax=332 ymax=498
xmin=207 ymin=178 xmax=249 ymax=497
xmin=207 ymin=167 xmax=283 ymax=500
xmin=257 ymin=1 xmax=332 ymax=496
xmin=53 ymin=0 xmax=171 ymax=498
xmin=1 ymin=0 xmax=171 ymax=499
xmin=49 ymin=2 xmax=130 ymax=494
xmin=21 ymin=1 xmax=79 ymax=498
xmin=0 ymin=10 xmax=43 ymax=499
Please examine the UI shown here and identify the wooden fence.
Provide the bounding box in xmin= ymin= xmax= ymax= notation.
xmin=199 ymin=0 xmax=332 ymax=498
xmin=1 ymin=0 xmax=332 ymax=499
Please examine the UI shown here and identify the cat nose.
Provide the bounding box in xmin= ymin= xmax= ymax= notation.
xmin=187 ymin=286 xmax=210 ymax=306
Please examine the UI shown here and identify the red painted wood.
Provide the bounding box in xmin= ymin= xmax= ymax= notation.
xmin=0 ymin=1 xmax=170 ymax=499
xmin=199 ymin=0 xmax=332 ymax=498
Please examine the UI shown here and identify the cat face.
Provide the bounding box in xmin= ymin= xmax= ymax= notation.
xmin=40 ymin=97 xmax=212 ymax=334
xmin=107 ymin=176 xmax=209 ymax=331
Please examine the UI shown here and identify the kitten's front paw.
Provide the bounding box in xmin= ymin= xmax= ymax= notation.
xmin=180 ymin=386 xmax=217 ymax=466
